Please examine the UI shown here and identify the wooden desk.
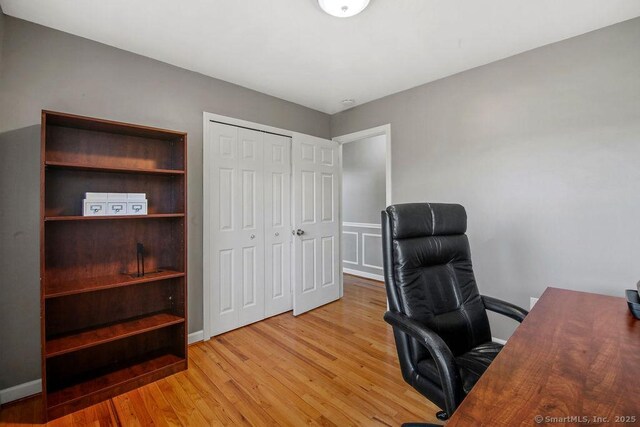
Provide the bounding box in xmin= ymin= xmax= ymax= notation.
xmin=447 ymin=287 xmax=640 ymax=426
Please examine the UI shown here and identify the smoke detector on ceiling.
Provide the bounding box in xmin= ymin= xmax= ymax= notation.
xmin=341 ymin=99 xmax=356 ymax=107
xmin=318 ymin=0 xmax=370 ymax=18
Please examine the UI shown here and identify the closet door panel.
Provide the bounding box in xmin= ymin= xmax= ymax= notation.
xmin=237 ymin=128 xmax=265 ymax=327
xmin=209 ymin=123 xmax=241 ymax=335
xmin=264 ymin=134 xmax=292 ymax=317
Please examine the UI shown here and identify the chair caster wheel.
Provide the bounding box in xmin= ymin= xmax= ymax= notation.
xmin=436 ymin=411 xmax=449 ymax=421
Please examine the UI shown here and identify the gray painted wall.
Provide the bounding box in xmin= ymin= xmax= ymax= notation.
xmin=342 ymin=135 xmax=386 ymax=223
xmin=332 ymin=17 xmax=640 ymax=340
xmin=341 ymin=135 xmax=386 ymax=276
xmin=0 ymin=15 xmax=330 ymax=389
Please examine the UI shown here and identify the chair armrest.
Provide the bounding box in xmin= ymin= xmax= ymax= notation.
xmin=384 ymin=311 xmax=463 ymax=415
xmin=482 ymin=295 xmax=528 ymax=323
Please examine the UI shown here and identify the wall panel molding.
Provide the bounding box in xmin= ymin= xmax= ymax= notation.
xmin=362 ymin=233 xmax=383 ymax=270
xmin=342 ymin=231 xmax=359 ymax=265
xmin=343 ymin=222 xmax=381 ymax=229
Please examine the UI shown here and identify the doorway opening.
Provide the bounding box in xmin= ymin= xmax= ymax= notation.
xmin=334 ymin=125 xmax=391 ymax=283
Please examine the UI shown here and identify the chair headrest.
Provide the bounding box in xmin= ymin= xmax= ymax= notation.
xmin=386 ymin=203 xmax=467 ymax=239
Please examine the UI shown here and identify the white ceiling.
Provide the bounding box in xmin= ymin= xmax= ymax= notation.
xmin=2 ymin=0 xmax=639 ymax=114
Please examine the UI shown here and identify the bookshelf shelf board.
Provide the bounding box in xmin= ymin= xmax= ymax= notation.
xmin=45 ymin=161 xmax=185 ymax=175
xmin=45 ymin=270 xmax=185 ymax=299
xmin=45 ymin=213 xmax=185 ymax=222
xmin=46 ymin=312 xmax=185 ymax=358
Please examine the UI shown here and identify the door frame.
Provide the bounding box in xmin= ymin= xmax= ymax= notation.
xmin=332 ymin=124 xmax=392 ymax=281
xmin=202 ymin=112 xmax=343 ymax=341
xmin=332 ymin=124 xmax=392 ymax=206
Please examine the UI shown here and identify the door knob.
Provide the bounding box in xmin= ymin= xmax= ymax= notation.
xmin=250 ymin=234 xmax=255 ymax=239
xmin=275 ymin=232 xmax=279 ymax=237
xmin=295 ymin=229 xmax=305 ymax=236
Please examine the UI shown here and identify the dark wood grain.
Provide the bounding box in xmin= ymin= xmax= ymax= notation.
xmin=46 ymin=313 xmax=185 ymax=357
xmin=45 ymin=213 xmax=185 ymax=222
xmin=44 ymin=110 xmax=186 ymax=140
xmin=44 ymin=218 xmax=185 ymax=286
xmin=40 ymin=111 xmax=49 ymax=415
xmin=45 ymin=169 xmax=184 ymax=216
xmin=45 ymin=279 xmax=185 ymax=337
xmin=45 ymin=269 xmax=185 ymax=298
xmin=47 ymin=354 xmax=186 ymax=417
xmin=447 ymin=287 xmax=640 ymax=426
xmin=40 ymin=110 xmax=188 ymax=421
xmin=46 ymin=326 xmax=185 ymax=398
xmin=45 ymin=161 xmax=184 ymax=175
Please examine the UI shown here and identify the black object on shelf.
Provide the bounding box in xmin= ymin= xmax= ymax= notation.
xmin=625 ymin=289 xmax=640 ymax=320
xmin=136 ymin=243 xmax=145 ymax=277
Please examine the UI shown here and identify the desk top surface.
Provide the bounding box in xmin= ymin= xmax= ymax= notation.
xmin=447 ymin=287 xmax=640 ymax=426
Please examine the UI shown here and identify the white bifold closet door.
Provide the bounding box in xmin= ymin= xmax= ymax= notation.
xmin=209 ymin=122 xmax=292 ymax=335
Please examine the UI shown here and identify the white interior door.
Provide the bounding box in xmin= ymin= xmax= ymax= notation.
xmin=209 ymin=122 xmax=265 ymax=335
xmin=264 ymin=133 xmax=293 ymax=317
xmin=292 ymin=134 xmax=341 ymax=315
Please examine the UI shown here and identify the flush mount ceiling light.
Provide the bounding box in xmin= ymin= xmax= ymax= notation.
xmin=318 ymin=0 xmax=370 ymax=18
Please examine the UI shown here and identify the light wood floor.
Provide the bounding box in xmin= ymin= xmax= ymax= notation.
xmin=0 ymin=274 xmax=440 ymax=426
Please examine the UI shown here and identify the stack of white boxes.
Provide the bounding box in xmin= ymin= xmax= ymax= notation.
xmin=83 ymin=193 xmax=148 ymax=216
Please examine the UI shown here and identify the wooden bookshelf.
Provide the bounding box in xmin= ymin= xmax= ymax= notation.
xmin=40 ymin=110 xmax=188 ymax=420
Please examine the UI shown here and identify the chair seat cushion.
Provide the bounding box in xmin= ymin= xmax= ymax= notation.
xmin=416 ymin=341 xmax=503 ymax=394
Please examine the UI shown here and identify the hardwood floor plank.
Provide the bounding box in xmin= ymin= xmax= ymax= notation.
xmin=0 ymin=275 xmax=440 ymax=426
xmin=155 ymin=376 xmax=211 ymax=426
xmin=111 ymin=390 xmax=153 ymax=427
xmin=181 ymin=360 xmax=247 ymax=425
xmin=190 ymin=346 xmax=280 ymax=426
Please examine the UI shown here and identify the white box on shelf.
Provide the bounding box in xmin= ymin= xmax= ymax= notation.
xmin=127 ymin=193 xmax=148 ymax=215
xmin=127 ymin=200 xmax=148 ymax=215
xmin=106 ymin=201 xmax=128 ymax=215
xmin=82 ymin=192 xmax=148 ymax=216
xmin=83 ymin=193 xmax=107 ymax=216
xmin=83 ymin=200 xmax=107 ymax=216
xmin=106 ymin=193 xmax=128 ymax=215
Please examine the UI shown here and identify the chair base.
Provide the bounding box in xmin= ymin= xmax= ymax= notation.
xmin=399 ymin=411 xmax=448 ymax=426
xmin=436 ymin=411 xmax=449 ymax=421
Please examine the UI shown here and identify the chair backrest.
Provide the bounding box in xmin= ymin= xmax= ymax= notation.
xmin=382 ymin=203 xmax=491 ymax=363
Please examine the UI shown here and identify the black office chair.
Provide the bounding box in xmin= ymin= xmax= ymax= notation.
xmin=381 ymin=203 xmax=528 ymax=422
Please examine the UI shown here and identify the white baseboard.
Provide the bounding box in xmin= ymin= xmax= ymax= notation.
xmin=343 ymin=268 xmax=384 ymax=282
xmin=188 ymin=330 xmax=204 ymax=345
xmin=0 ymin=379 xmax=42 ymax=405
xmin=492 ymin=337 xmax=507 ymax=345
